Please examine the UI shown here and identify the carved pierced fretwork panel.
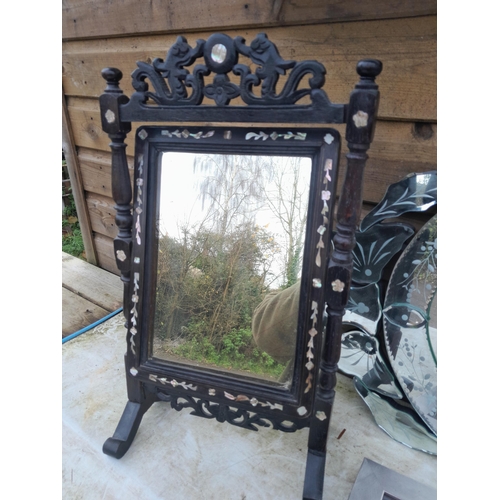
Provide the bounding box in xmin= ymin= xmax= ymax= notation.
xmin=129 ymin=33 xmax=328 ymax=108
xmin=157 ymin=390 xmax=308 ymax=433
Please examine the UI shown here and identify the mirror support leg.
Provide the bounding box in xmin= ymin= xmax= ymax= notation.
xmin=103 ymin=356 xmax=159 ymax=459
xmin=303 ymin=450 xmax=327 ymax=500
xmin=103 ymin=391 xmax=157 ymax=459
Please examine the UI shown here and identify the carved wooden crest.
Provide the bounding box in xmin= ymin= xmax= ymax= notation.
xmin=130 ymin=33 xmax=328 ymax=107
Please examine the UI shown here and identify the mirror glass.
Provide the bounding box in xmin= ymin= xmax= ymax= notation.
xmin=152 ymin=152 xmax=312 ymax=386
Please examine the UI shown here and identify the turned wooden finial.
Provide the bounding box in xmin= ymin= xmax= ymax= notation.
xmin=356 ymin=59 xmax=383 ymax=80
xmin=102 ymin=67 xmax=124 ymax=94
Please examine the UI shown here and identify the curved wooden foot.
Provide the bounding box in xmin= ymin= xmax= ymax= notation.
xmin=103 ymin=398 xmax=156 ymax=459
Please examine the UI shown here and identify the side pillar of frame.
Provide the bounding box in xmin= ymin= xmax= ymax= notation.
xmin=99 ymin=68 xmax=157 ymax=459
xmin=303 ymin=60 xmax=382 ymax=500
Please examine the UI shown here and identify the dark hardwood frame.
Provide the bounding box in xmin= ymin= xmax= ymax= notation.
xmin=99 ymin=32 xmax=382 ymax=500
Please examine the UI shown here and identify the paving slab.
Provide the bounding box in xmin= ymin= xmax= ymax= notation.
xmin=62 ymin=313 xmax=436 ymax=500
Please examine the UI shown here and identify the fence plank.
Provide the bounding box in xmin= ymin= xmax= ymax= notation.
xmin=86 ymin=192 xmax=118 ymax=240
xmin=94 ymin=233 xmax=120 ymax=275
xmin=78 ymin=146 xmax=134 ymax=197
xmin=62 ymin=16 xmax=436 ymax=121
xmin=62 ymin=0 xmax=436 ymax=41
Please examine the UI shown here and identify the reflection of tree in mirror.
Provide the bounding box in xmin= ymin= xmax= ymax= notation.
xmin=193 ymin=154 xmax=310 ymax=287
xmin=193 ymin=154 xmax=264 ymax=236
xmin=261 ymin=156 xmax=309 ymax=288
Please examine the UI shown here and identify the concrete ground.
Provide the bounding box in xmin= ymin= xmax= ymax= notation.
xmin=62 ymin=313 xmax=436 ymax=500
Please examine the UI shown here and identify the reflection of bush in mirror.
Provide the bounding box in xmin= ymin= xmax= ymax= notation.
xmin=153 ymin=222 xmax=287 ymax=377
xmin=152 ymin=153 xmax=311 ymax=383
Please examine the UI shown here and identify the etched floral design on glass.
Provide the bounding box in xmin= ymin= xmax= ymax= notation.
xmin=383 ymin=215 xmax=437 ymax=435
xmin=340 ymin=329 xmax=402 ymax=399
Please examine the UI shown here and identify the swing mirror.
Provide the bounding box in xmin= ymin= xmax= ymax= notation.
xmin=99 ymin=30 xmax=382 ymax=498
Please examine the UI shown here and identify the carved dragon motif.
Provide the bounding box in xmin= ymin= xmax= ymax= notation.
xmin=129 ymin=33 xmax=327 ymax=107
xmin=132 ymin=36 xmax=208 ymax=105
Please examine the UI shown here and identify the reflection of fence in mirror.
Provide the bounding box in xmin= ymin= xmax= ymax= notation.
xmin=152 ymin=152 xmax=312 ymax=386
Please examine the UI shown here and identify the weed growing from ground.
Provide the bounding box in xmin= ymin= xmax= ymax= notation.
xmin=62 ymin=160 xmax=85 ymax=259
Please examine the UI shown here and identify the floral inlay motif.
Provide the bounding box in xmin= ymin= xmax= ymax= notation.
xmin=223 ymin=391 xmax=283 ymax=411
xmin=116 ymin=250 xmax=126 ymax=262
xmin=315 ymin=159 xmax=333 ymax=267
xmin=138 ymin=129 xmax=148 ymax=140
xmin=304 ymin=300 xmax=319 ymax=393
xmin=161 ymin=129 xmax=215 ymax=139
xmin=105 ymin=109 xmax=115 ymax=124
xmin=135 ymin=155 xmax=144 ymax=246
xmin=315 ymin=236 xmax=325 ymax=267
xmin=323 ymin=159 xmax=332 ymax=185
xmin=297 ymin=406 xmax=308 ymax=416
xmin=129 ymin=272 xmax=140 ymax=355
xmin=353 ymin=110 xmax=369 ymax=128
xmin=312 ymin=278 xmax=322 ymax=288
xmin=321 ymin=190 xmax=331 ymax=216
xmin=315 ymin=411 xmax=327 ymax=421
xmin=305 ymin=153 xmax=334 ymax=393
xmin=323 ymin=133 xmax=334 ymax=144
xmin=130 ymin=367 xmax=138 ymax=376
xmin=245 ymin=131 xmax=306 ymax=141
xmin=331 ymin=279 xmax=345 ymax=293
xmin=149 ymin=374 xmax=197 ymax=391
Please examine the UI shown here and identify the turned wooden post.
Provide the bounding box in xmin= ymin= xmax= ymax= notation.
xmin=303 ymin=59 xmax=382 ymax=500
xmin=322 ymin=59 xmax=383 ymax=396
xmin=99 ymin=68 xmax=133 ymax=323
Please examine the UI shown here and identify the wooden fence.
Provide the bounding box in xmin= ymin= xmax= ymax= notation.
xmin=62 ymin=0 xmax=437 ymax=275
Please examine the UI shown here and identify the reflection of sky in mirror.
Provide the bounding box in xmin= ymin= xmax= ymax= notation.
xmin=159 ymin=152 xmax=311 ymax=286
xmin=159 ymin=152 xmax=206 ymax=237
